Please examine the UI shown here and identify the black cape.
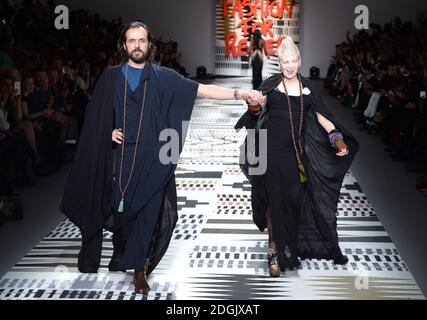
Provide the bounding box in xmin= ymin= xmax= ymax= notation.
xmin=60 ymin=63 xmax=199 ymax=275
xmin=235 ymin=74 xmax=359 ymax=259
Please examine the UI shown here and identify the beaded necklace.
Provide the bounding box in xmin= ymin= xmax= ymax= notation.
xmin=282 ymin=74 xmax=307 ymax=184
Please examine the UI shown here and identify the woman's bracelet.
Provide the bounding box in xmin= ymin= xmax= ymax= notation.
xmin=328 ymin=130 xmax=344 ymax=147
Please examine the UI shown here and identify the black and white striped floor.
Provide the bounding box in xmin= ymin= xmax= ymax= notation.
xmin=0 ymin=78 xmax=424 ymax=300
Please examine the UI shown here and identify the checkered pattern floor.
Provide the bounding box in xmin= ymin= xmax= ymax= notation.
xmin=0 ymin=78 xmax=424 ymax=300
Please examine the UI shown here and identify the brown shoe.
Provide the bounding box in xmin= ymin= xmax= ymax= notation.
xmin=268 ymin=241 xmax=281 ymax=277
xmin=133 ymin=260 xmax=151 ymax=294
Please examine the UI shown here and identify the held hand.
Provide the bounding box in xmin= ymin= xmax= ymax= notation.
xmin=248 ymin=90 xmax=265 ymax=105
xmin=112 ymin=128 xmax=124 ymax=144
xmin=238 ymin=90 xmax=261 ymax=102
xmin=335 ymin=139 xmax=349 ymax=157
xmin=246 ymin=90 xmax=265 ymax=112
xmin=237 ymin=90 xmax=251 ymax=101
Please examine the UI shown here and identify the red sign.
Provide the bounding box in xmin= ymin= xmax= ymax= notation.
xmin=222 ymin=0 xmax=295 ymax=57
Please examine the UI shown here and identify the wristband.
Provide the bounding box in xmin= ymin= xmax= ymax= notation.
xmin=234 ymin=90 xmax=240 ymax=100
xmin=329 ymin=131 xmax=344 ymax=146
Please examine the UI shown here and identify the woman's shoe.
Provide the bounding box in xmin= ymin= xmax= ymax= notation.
xmin=268 ymin=242 xmax=281 ymax=277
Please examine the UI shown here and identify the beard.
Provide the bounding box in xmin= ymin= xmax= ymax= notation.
xmin=127 ymin=48 xmax=149 ymax=64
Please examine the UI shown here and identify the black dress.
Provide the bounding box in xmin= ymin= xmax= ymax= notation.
xmin=263 ymin=90 xmax=309 ymax=269
xmin=236 ymin=74 xmax=360 ymax=269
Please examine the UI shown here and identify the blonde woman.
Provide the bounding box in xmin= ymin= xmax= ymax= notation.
xmin=237 ymin=37 xmax=359 ymax=277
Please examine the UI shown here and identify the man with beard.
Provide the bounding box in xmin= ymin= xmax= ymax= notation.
xmin=60 ymin=21 xmax=254 ymax=294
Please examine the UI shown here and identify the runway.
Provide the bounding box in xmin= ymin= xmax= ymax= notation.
xmin=0 ymin=78 xmax=424 ymax=300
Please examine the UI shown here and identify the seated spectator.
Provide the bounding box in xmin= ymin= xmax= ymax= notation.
xmin=20 ymin=73 xmax=59 ymax=175
xmin=325 ymin=16 xmax=427 ymax=194
xmin=0 ymin=76 xmax=38 ymax=161
xmin=0 ymin=81 xmax=34 ymax=188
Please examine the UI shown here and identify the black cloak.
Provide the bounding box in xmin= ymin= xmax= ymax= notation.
xmin=235 ymin=74 xmax=359 ymax=260
xmin=60 ymin=63 xmax=199 ymax=275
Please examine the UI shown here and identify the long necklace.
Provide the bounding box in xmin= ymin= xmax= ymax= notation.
xmin=117 ymin=64 xmax=147 ymax=213
xmin=282 ymin=74 xmax=307 ymax=184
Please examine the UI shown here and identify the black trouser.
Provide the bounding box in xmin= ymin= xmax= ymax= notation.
xmin=78 ymin=219 xmax=134 ymax=271
xmin=78 ymin=229 xmax=103 ymax=271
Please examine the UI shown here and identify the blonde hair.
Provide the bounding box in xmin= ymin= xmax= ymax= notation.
xmin=277 ymin=36 xmax=301 ymax=61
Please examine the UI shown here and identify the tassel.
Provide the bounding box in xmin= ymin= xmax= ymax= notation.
xmin=298 ymin=162 xmax=307 ymax=184
xmin=118 ymin=198 xmax=124 ymax=213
